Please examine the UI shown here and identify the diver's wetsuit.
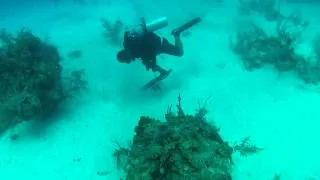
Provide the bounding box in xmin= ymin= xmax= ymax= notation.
xmin=117 ymin=31 xmax=183 ymax=75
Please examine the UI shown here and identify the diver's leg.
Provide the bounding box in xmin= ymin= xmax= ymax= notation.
xmin=174 ymin=35 xmax=184 ymax=56
xmin=161 ymin=37 xmax=184 ymax=57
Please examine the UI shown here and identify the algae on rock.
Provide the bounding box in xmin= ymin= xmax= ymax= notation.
xmin=231 ymin=21 xmax=320 ymax=84
xmin=113 ymin=96 xmax=233 ymax=180
xmin=0 ymin=28 xmax=87 ymax=135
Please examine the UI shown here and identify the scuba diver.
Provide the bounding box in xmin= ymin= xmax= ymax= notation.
xmin=116 ymin=17 xmax=201 ymax=77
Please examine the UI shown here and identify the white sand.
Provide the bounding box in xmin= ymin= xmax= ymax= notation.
xmin=1 ymin=0 xmax=320 ymax=179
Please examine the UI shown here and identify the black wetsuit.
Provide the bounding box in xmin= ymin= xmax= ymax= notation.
xmin=118 ymin=31 xmax=183 ymax=74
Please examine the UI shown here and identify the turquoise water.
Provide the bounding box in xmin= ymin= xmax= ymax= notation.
xmin=1 ymin=0 xmax=320 ymax=179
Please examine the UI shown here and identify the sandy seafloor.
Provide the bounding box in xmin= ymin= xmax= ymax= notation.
xmin=0 ymin=0 xmax=320 ymax=179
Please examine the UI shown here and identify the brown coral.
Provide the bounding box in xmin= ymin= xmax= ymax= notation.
xmin=0 ymin=28 xmax=86 ymax=135
xmin=113 ymin=96 xmax=233 ymax=180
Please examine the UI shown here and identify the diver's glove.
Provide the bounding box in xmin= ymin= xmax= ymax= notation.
xmin=142 ymin=58 xmax=155 ymax=71
xmin=171 ymin=29 xmax=181 ymax=38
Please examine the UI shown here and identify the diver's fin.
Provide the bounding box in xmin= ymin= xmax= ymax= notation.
xmin=141 ymin=69 xmax=172 ymax=91
xmin=171 ymin=17 xmax=201 ymax=36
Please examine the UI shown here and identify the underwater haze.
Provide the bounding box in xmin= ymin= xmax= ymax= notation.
xmin=1 ymin=0 xmax=320 ymax=179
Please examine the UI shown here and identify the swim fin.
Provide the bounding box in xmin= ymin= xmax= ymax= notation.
xmin=141 ymin=69 xmax=172 ymax=91
xmin=171 ymin=17 xmax=201 ymax=36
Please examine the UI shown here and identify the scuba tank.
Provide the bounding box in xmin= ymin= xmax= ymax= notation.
xmin=129 ymin=17 xmax=168 ymax=37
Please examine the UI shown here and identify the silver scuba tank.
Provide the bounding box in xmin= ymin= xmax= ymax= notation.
xmin=130 ymin=16 xmax=168 ymax=36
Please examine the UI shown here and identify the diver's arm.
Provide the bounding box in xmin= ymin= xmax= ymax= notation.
xmin=143 ymin=58 xmax=155 ymax=71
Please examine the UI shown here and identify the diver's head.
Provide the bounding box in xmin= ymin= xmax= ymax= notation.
xmin=117 ymin=49 xmax=132 ymax=63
